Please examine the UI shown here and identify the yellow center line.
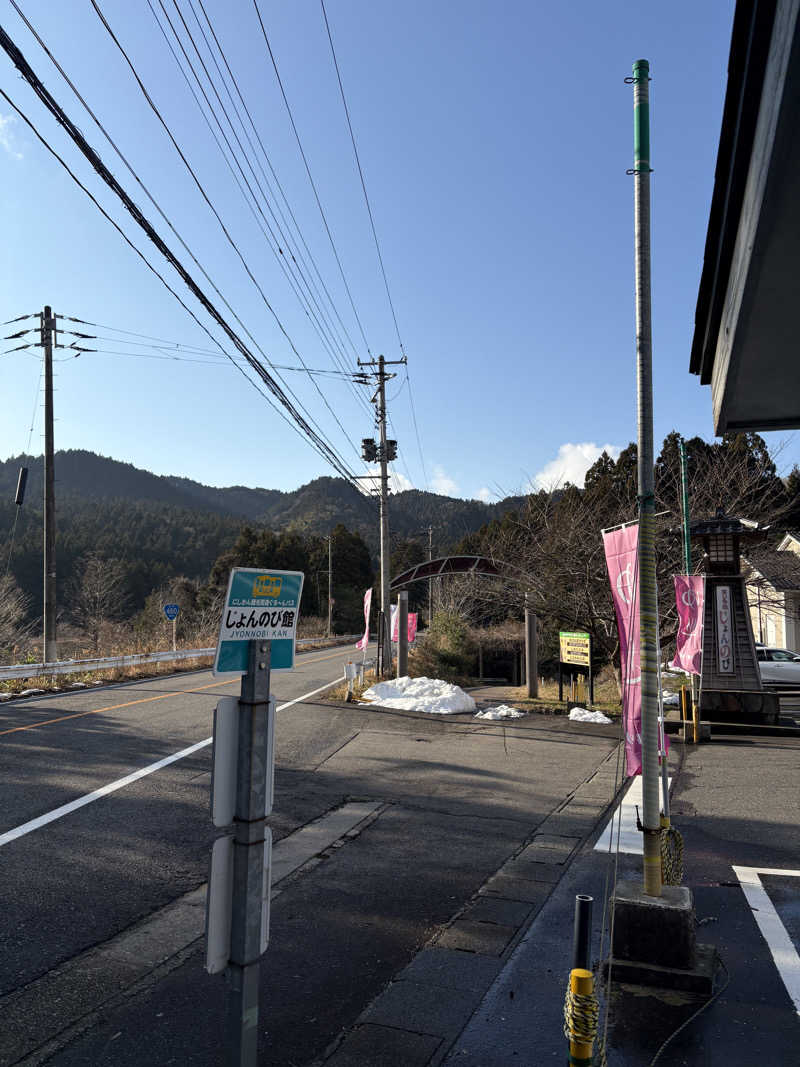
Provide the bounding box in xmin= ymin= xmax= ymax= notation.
xmin=0 ymin=646 xmax=353 ymax=738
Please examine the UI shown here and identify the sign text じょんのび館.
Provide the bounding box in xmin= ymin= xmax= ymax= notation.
xmin=213 ymin=568 xmax=304 ymax=676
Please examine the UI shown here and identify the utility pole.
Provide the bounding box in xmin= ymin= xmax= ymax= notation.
xmin=41 ymin=305 xmax=58 ymax=663
xmin=427 ymin=525 xmax=433 ymax=626
xmin=631 ymin=60 xmax=661 ymax=897
xmin=358 ymin=354 xmax=404 ymax=677
xmin=327 ymin=534 xmax=333 ymax=638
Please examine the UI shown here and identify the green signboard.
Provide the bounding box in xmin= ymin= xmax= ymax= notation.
xmin=213 ymin=567 xmax=304 ymax=676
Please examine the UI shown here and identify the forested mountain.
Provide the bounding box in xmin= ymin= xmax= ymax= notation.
xmin=0 ymin=450 xmax=522 ymax=620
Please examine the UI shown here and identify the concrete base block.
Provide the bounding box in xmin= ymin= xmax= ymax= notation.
xmin=611 ymin=881 xmax=696 ymax=970
xmin=603 ymin=942 xmax=718 ymax=995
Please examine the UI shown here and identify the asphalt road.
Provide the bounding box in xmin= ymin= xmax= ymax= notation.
xmin=0 ymin=644 xmax=364 ymax=998
xmin=0 ymin=648 xmax=620 ymax=1066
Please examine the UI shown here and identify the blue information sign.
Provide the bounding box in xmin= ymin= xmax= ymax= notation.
xmin=164 ymin=603 xmax=180 ymax=621
xmin=213 ymin=568 xmax=304 ymax=676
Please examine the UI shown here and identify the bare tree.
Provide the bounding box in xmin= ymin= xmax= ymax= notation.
xmin=0 ymin=575 xmax=32 ymax=661
xmin=69 ymin=555 xmax=128 ymax=655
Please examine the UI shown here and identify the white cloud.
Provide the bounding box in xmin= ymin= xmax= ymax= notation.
xmin=430 ymin=465 xmax=460 ymax=496
xmin=531 ymin=442 xmax=621 ymax=491
xmin=0 ymin=114 xmax=22 ymax=160
xmin=357 ymin=467 xmax=414 ymax=496
xmin=476 ymin=487 xmax=492 ymax=503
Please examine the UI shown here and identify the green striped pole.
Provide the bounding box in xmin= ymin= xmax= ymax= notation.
xmin=632 ymin=58 xmax=662 ymax=897
xmin=679 ymin=440 xmax=691 ymax=574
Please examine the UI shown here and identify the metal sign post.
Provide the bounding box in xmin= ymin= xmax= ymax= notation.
xmin=205 ymin=566 xmax=302 ymax=1067
xmin=164 ymin=603 xmax=180 ymax=652
xmin=225 ymin=639 xmax=271 ymax=1067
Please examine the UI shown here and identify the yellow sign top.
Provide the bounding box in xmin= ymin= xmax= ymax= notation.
xmin=253 ymin=575 xmax=283 ymax=598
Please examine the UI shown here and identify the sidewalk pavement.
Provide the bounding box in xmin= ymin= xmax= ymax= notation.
xmin=332 ymin=726 xmax=800 ymax=1067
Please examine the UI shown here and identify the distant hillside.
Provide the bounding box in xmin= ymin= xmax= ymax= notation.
xmin=0 ymin=451 xmax=524 ymax=555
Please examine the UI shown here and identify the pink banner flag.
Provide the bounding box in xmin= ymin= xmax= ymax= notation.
xmin=602 ymin=524 xmax=642 ymax=776
xmin=391 ymin=606 xmax=418 ymax=644
xmin=356 ymin=588 xmax=372 ymax=650
xmin=672 ymin=575 xmax=705 ymax=675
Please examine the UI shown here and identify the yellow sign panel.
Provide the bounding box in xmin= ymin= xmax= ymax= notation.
xmin=559 ymin=630 xmax=591 ymax=667
xmin=253 ymin=574 xmax=283 ymax=599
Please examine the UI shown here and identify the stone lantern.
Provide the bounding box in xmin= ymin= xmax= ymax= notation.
xmin=690 ymin=509 xmax=778 ymax=723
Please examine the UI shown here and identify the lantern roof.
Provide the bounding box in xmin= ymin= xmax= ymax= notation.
xmin=689 ymin=508 xmax=764 ymax=539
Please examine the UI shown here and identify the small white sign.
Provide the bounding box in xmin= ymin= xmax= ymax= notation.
xmin=205 ymin=834 xmax=234 ymax=975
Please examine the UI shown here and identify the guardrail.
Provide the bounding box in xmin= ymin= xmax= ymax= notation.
xmin=0 ymin=636 xmax=362 ymax=683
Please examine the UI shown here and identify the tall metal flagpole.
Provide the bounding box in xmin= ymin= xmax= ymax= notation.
xmin=632 ymin=58 xmax=662 ymax=897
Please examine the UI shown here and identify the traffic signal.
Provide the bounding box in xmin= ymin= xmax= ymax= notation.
xmin=386 ymin=440 xmax=398 ymax=461
xmin=361 ymin=438 xmax=378 ymax=462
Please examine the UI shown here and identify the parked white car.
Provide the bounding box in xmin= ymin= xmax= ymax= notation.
xmin=755 ymin=645 xmax=800 ymax=686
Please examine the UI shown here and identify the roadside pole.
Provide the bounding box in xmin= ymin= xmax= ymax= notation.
xmin=42 ymin=305 xmax=57 ymax=664
xmin=524 ymin=594 xmax=538 ymax=698
xmin=327 ymin=534 xmax=332 ymax=639
xmin=397 ymin=590 xmax=409 ymax=678
xmin=631 ymin=59 xmax=662 ymax=897
xmin=226 ymin=639 xmax=272 ymax=1067
xmin=206 ymin=567 xmax=302 ymax=1066
xmin=679 ymin=440 xmax=700 ymax=741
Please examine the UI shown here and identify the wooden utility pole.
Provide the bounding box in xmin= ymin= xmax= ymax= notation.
xmin=42 ymin=305 xmax=58 ymax=663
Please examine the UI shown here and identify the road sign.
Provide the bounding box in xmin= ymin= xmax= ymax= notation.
xmin=163 ymin=603 xmax=180 ymax=621
xmin=559 ymin=631 xmax=591 ymax=667
xmin=213 ymin=568 xmax=304 ymax=676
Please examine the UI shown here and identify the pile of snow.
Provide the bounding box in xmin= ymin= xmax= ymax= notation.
xmin=568 ymin=706 xmax=612 ymax=724
xmin=18 ymin=688 xmax=46 ymax=697
xmin=475 ymin=705 xmax=526 ymax=721
xmin=662 ymin=691 xmax=681 ymax=706
xmin=68 ymin=682 xmax=89 ymax=689
xmin=362 ymin=676 xmax=476 ymax=715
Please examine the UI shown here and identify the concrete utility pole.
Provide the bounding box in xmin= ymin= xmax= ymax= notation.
xmin=327 ymin=534 xmax=333 ymax=638
xmin=631 ymin=59 xmax=662 ymax=897
xmin=42 ymin=306 xmax=58 ymax=664
xmin=427 ymin=525 xmax=433 ymax=626
xmin=524 ymin=593 xmax=538 ymax=698
xmin=358 ymin=354 xmax=405 ymax=677
xmin=377 ymin=356 xmax=391 ymax=674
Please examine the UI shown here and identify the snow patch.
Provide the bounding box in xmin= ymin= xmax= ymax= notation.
xmin=568 ymin=707 xmax=612 ymax=724
xmin=68 ymin=682 xmax=89 ymax=689
xmin=18 ymin=688 xmax=46 ymax=697
xmin=362 ymin=676 xmax=476 ymax=715
xmin=475 ymin=705 xmax=525 ymax=720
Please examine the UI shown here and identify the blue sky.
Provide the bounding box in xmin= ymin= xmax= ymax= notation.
xmin=1 ymin=1 xmax=794 ymax=499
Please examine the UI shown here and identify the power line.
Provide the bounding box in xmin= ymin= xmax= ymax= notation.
xmin=319 ymin=1 xmax=430 ymax=491
xmin=10 ymin=0 xmax=357 ymax=469
xmin=0 ymin=31 xmax=363 ymax=488
xmin=83 ymin=0 xmax=367 ymax=468
xmin=251 ymin=0 xmax=373 ymax=362
xmin=187 ymin=0 xmax=365 ymax=389
xmin=320 ymin=0 xmax=404 ymax=357
xmin=152 ymin=0 xmax=357 ymax=387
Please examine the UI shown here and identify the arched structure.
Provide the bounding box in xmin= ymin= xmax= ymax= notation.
xmin=390 ymin=555 xmax=501 ymax=590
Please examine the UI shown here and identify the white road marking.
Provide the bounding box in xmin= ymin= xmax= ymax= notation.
xmin=733 ymin=865 xmax=800 ymax=1017
xmin=594 ymin=776 xmax=672 ymax=855
xmin=0 ymin=674 xmax=344 ymax=848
